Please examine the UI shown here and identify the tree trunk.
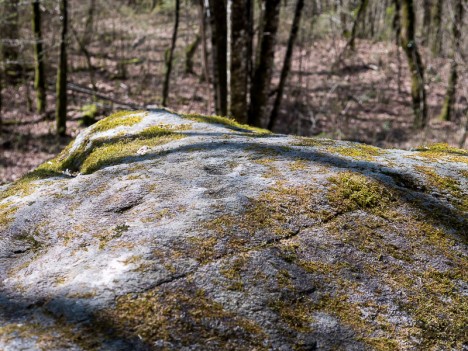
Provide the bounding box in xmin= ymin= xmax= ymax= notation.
xmin=208 ymin=0 xmax=228 ymax=116
xmin=228 ymin=0 xmax=252 ymax=123
xmin=248 ymin=0 xmax=281 ymax=127
xmin=255 ymin=0 xmax=266 ymax=71
xmin=268 ymin=0 xmax=304 ymax=130
xmin=347 ymin=0 xmax=369 ymax=51
xmin=32 ymin=0 xmax=46 ymax=115
xmin=184 ymin=35 xmax=200 ymax=75
xmin=56 ymin=0 xmax=68 ymax=136
xmin=439 ymin=0 xmax=463 ymax=121
xmin=82 ymin=0 xmax=96 ymax=47
xmin=399 ymin=0 xmax=427 ymax=129
xmin=197 ymin=0 xmax=212 ymax=114
xmin=1 ymin=0 xmax=20 ymax=79
xmin=161 ymin=0 xmax=180 ymax=107
xmin=393 ymin=0 xmax=402 ymax=94
xmin=422 ymin=0 xmax=431 ymax=46
xmin=431 ymin=0 xmax=442 ymax=56
xmin=0 ymin=70 xmax=3 ymax=129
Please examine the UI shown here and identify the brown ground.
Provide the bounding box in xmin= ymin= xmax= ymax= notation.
xmin=1 ymin=5 xmax=466 ymax=185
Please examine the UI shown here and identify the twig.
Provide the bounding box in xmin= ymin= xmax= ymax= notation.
xmin=67 ymin=82 xmax=144 ymax=110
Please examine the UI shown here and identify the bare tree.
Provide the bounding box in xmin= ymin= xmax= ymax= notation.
xmin=399 ymin=0 xmax=427 ymax=128
xmin=0 ymin=69 xmax=3 ymax=129
xmin=248 ymin=0 xmax=281 ymax=127
xmin=184 ymin=35 xmax=200 ymax=75
xmin=161 ymin=0 xmax=180 ymax=107
xmin=268 ymin=0 xmax=304 ymax=130
xmin=228 ymin=0 xmax=252 ymax=123
xmin=348 ymin=0 xmax=369 ymax=51
xmin=422 ymin=0 xmax=432 ymax=45
xmin=32 ymin=0 xmax=46 ymax=114
xmin=56 ymin=0 xmax=68 ymax=136
xmin=82 ymin=0 xmax=96 ymax=47
xmin=208 ymin=0 xmax=228 ymax=116
xmin=197 ymin=0 xmax=212 ymax=114
xmin=1 ymin=0 xmax=20 ymax=79
xmin=439 ymin=0 xmax=463 ymax=121
xmin=393 ymin=0 xmax=403 ymax=93
xmin=431 ymin=0 xmax=442 ymax=56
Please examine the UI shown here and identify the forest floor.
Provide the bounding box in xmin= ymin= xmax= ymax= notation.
xmin=0 ymin=6 xmax=466 ymax=185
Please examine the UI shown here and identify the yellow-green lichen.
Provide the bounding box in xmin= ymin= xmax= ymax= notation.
xmin=183 ymin=113 xmax=271 ymax=135
xmin=96 ymin=224 xmax=129 ymax=249
xmin=289 ymin=159 xmax=309 ymax=171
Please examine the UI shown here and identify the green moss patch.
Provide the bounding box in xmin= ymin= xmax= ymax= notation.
xmin=0 ymin=168 xmax=62 ymax=201
xmin=413 ymin=143 xmax=468 ymax=164
xmin=100 ymin=284 xmax=267 ymax=349
xmin=183 ymin=113 xmax=271 ymax=135
xmin=92 ymin=110 xmax=146 ymax=133
xmin=43 ymin=126 xmax=181 ymax=176
xmin=81 ymin=136 xmax=178 ymax=174
xmin=0 ymin=202 xmax=18 ymax=230
xmin=415 ymin=166 xmax=467 ymax=212
xmin=269 ymin=296 xmax=315 ymax=333
xmin=326 ymin=143 xmax=383 ymax=161
xmin=192 ymin=184 xmax=323 ymax=262
xmin=327 ymin=171 xmax=397 ymax=213
xmin=293 ymin=136 xmax=335 ymax=147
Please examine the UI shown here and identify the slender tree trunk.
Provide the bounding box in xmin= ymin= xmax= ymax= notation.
xmin=208 ymin=0 xmax=228 ymax=115
xmin=255 ymin=0 xmax=266 ymax=70
xmin=0 ymin=70 xmax=3 ymax=129
xmin=32 ymin=0 xmax=46 ymax=115
xmin=82 ymin=0 xmax=96 ymax=47
xmin=393 ymin=0 xmax=402 ymax=93
xmin=338 ymin=0 xmax=347 ymax=35
xmin=56 ymin=0 xmax=68 ymax=136
xmin=1 ymin=0 xmax=20 ymax=79
xmin=185 ymin=35 xmax=200 ymax=75
xmin=248 ymin=0 xmax=281 ymax=127
xmin=400 ymin=0 xmax=427 ymax=129
xmin=71 ymin=26 xmax=97 ymax=96
xmin=228 ymin=0 xmax=252 ymax=123
xmin=198 ymin=0 xmax=209 ymax=83
xmin=439 ymin=0 xmax=463 ymax=121
xmin=161 ymin=0 xmax=180 ymax=107
xmin=431 ymin=0 xmax=442 ymax=56
xmin=197 ymin=0 xmax=212 ymax=114
xmin=348 ymin=0 xmax=369 ymax=51
xmin=422 ymin=0 xmax=431 ymax=46
xmin=268 ymin=0 xmax=304 ymax=130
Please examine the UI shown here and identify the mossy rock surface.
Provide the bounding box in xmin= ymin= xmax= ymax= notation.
xmin=0 ymin=109 xmax=467 ymax=351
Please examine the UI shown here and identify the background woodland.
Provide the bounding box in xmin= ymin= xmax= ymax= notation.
xmin=0 ymin=0 xmax=467 ymax=183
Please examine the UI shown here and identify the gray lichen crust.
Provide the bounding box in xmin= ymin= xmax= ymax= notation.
xmin=0 ymin=109 xmax=467 ymax=351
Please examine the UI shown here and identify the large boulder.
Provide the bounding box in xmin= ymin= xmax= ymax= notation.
xmin=0 ymin=109 xmax=467 ymax=351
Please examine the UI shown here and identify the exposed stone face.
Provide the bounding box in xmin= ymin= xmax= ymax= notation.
xmin=0 ymin=109 xmax=467 ymax=351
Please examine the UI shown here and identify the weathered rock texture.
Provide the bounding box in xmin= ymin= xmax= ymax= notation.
xmin=0 ymin=109 xmax=467 ymax=351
